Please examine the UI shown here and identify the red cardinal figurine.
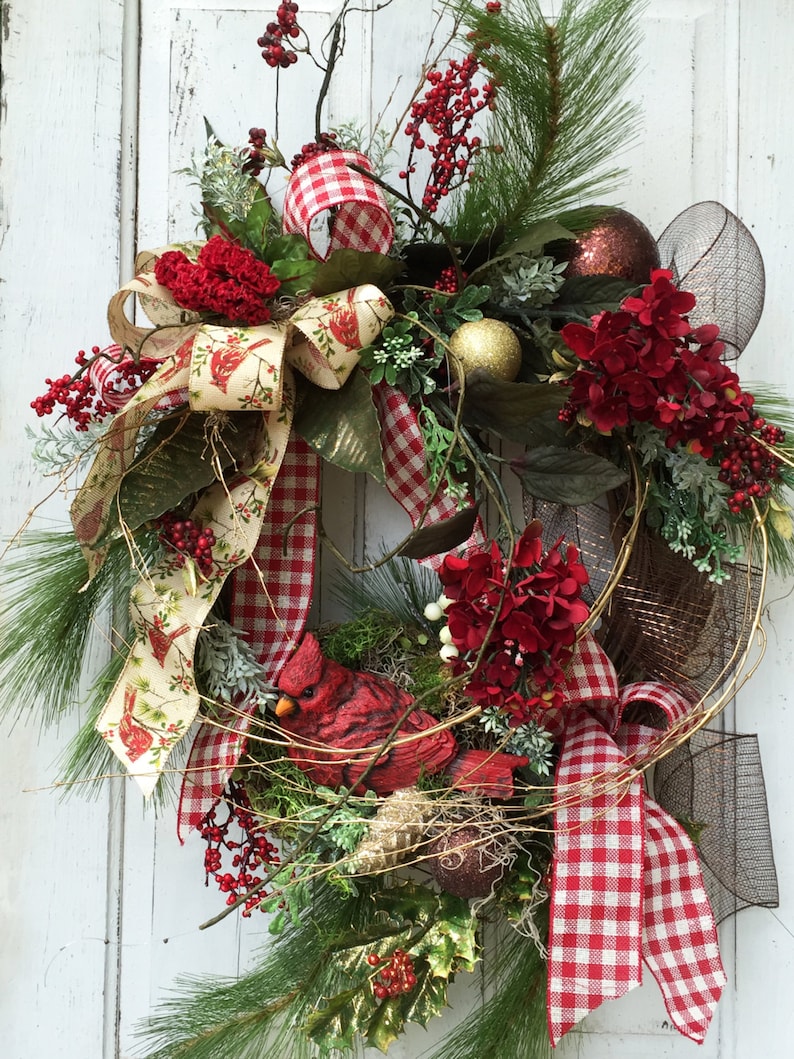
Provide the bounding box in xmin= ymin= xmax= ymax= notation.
xmin=276 ymin=633 xmax=527 ymax=798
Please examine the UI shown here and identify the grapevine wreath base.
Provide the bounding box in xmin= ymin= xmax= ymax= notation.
xmin=1 ymin=1 xmax=786 ymax=1056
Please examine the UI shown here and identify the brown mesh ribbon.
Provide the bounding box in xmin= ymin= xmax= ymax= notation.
xmin=653 ymin=730 xmax=779 ymax=924
xmin=657 ymin=200 xmax=765 ymax=362
xmin=524 ymin=497 xmax=763 ymax=698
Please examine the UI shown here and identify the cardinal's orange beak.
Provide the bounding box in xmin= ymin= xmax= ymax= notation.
xmin=275 ymin=695 xmax=297 ymax=717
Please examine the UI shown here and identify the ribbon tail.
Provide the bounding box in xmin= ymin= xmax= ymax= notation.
xmin=643 ymin=800 xmax=726 ymax=1042
xmin=176 ymin=433 xmax=320 ymax=837
xmin=547 ymin=712 xmax=645 ymax=1044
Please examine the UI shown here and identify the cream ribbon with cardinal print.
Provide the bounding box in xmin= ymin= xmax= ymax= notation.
xmin=71 ymin=256 xmax=393 ymax=795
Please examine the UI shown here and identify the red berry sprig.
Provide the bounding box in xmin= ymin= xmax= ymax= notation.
xmin=717 ymin=417 xmax=786 ymax=514
xmin=401 ymin=50 xmax=496 ymax=214
xmin=257 ymin=3 xmax=301 ymax=68
xmin=290 ymin=131 xmax=340 ymax=171
xmin=31 ymin=344 xmax=155 ymax=431
xmin=367 ymin=949 xmax=418 ymax=1000
xmin=433 ymin=265 xmax=467 ymax=295
xmin=156 ymin=512 xmax=217 ymax=577
xmin=200 ymin=779 xmax=280 ymax=916
xmin=244 ymin=127 xmax=269 ymax=175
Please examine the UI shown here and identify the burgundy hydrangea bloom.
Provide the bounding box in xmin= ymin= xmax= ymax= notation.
xmin=154 ymin=235 xmax=281 ymax=327
xmin=438 ymin=521 xmax=590 ymax=725
xmin=559 ymin=268 xmax=755 ymax=457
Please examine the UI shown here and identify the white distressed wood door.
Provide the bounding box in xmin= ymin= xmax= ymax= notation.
xmin=2 ymin=1 xmax=794 ymax=1057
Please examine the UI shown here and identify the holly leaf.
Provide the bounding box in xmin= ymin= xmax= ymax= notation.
xmin=364 ymin=995 xmax=406 ymax=1054
xmin=309 ymin=883 xmax=473 ymax=1054
xmin=304 ymin=986 xmax=379 ymax=1053
xmin=510 ymin=446 xmax=629 ymax=505
xmin=312 ymin=249 xmax=403 ymax=297
xmin=553 ymin=274 xmax=637 ymax=318
xmin=293 ymin=369 xmax=385 ymax=482
xmin=461 ymin=370 xmax=569 ymax=447
xmin=394 ymin=968 xmax=449 ymax=1030
xmin=117 ymin=411 xmax=263 ymax=529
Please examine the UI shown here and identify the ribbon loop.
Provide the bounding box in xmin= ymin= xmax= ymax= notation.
xmin=547 ymin=638 xmax=725 ymax=1045
xmin=282 ymin=151 xmax=394 ymax=260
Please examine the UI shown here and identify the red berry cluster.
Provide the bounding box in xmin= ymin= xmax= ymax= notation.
xmin=433 ymin=265 xmax=465 ymax=294
xmin=486 ymin=1 xmax=502 ymax=11
xmin=31 ymin=345 xmax=154 ymax=431
xmin=290 ymin=131 xmax=340 ymax=171
xmin=718 ymin=418 xmax=786 ymax=513
xmin=32 ymin=348 xmax=104 ymax=430
xmin=367 ymin=949 xmax=417 ymax=1000
xmin=200 ymin=780 xmax=280 ymax=916
xmin=156 ymin=511 xmax=217 ymax=577
xmin=257 ymin=3 xmax=300 ymax=68
xmin=401 ymin=50 xmax=496 ymax=214
xmin=244 ymin=127 xmax=269 ymax=175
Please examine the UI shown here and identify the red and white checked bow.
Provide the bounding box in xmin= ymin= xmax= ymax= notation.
xmin=282 ymin=150 xmax=394 ymax=261
xmin=547 ymin=635 xmax=726 ymax=1045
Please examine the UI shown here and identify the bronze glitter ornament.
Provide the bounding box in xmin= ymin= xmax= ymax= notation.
xmin=427 ymin=824 xmax=510 ymax=899
xmin=448 ymin=319 xmax=522 ymax=383
xmin=558 ymin=207 xmax=660 ymax=283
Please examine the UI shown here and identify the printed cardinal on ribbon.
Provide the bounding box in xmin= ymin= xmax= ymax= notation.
xmin=71 ymin=258 xmax=395 ymax=796
xmin=545 ymin=634 xmax=726 ymax=1045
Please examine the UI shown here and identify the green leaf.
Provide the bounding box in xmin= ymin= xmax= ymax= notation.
xmin=364 ymin=996 xmax=406 ymax=1054
xmin=509 ymin=446 xmax=629 ymax=505
xmin=270 ymin=256 xmax=318 ymax=295
xmin=266 ymin=233 xmax=311 ymax=262
xmin=461 ymin=370 xmax=569 ymax=447
xmin=117 ymin=411 xmax=264 ymax=529
xmin=293 ymin=370 xmax=385 ymax=482
xmin=503 ymin=219 xmax=579 ymax=257
xmin=397 ymin=505 xmax=479 ymax=560
xmin=469 ymin=220 xmax=578 ymax=283
xmin=453 ymin=283 xmax=491 ymax=311
xmin=312 ymin=249 xmax=403 ymax=297
xmin=410 ymin=892 xmax=478 ymax=978
xmin=553 ymin=274 xmax=637 ymax=318
xmin=241 ymin=190 xmax=273 ymax=256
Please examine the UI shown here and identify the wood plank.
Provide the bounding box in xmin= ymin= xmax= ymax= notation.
xmin=0 ymin=1 xmax=126 ymax=1056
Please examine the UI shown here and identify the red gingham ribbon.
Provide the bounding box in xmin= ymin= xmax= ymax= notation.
xmin=177 ymin=385 xmax=481 ymax=834
xmin=88 ymin=345 xmax=187 ymax=411
xmin=372 ymin=381 xmax=483 ymax=569
xmin=282 ymin=151 xmax=394 ymax=261
xmin=177 ymin=433 xmax=319 ymax=838
xmin=547 ymin=636 xmax=726 ymax=1045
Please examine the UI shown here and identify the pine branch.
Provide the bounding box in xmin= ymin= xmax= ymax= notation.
xmin=137 ymin=881 xmax=373 ymax=1059
xmin=0 ymin=528 xmax=156 ymax=726
xmin=420 ymin=924 xmax=551 ymax=1059
xmin=448 ymin=0 xmax=644 ymax=244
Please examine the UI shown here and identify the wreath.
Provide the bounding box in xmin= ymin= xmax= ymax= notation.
xmin=1 ymin=1 xmax=786 ymax=1056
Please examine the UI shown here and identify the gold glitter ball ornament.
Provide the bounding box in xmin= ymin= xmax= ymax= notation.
xmin=448 ymin=319 xmax=522 ymax=383
xmin=557 ymin=207 xmax=660 ymax=283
